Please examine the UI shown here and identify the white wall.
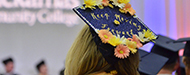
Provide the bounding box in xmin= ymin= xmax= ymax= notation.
xmin=0 ymin=22 xmax=85 ymax=75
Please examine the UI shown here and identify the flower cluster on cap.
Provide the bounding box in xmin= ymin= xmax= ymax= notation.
xmin=97 ymin=29 xmax=157 ymax=59
xmin=82 ymin=0 xmax=136 ymax=15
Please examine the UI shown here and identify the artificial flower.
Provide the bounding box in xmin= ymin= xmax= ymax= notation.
xmin=110 ymin=70 xmax=118 ymax=74
xmin=102 ymin=0 xmax=110 ymax=6
xmin=119 ymin=35 xmax=127 ymax=44
xmin=143 ymin=29 xmax=152 ymax=38
xmin=123 ymin=3 xmax=136 ymax=15
xmin=111 ymin=0 xmax=126 ymax=8
xmin=96 ymin=0 xmax=110 ymax=9
xmin=135 ymin=32 xmax=149 ymax=43
xmin=126 ymin=39 xmax=137 ymax=54
xmin=114 ymin=44 xmax=130 ymax=59
xmin=84 ymin=0 xmax=97 ymax=9
xmin=108 ymin=35 xmax=126 ymax=46
xmin=143 ymin=29 xmax=157 ymax=40
xmin=96 ymin=0 xmax=109 ymax=6
xmin=128 ymin=35 xmax=143 ymax=48
xmin=98 ymin=29 xmax=114 ymax=43
xmin=96 ymin=0 xmax=103 ymax=5
xmin=118 ymin=0 xmax=130 ymax=4
xmin=124 ymin=2 xmax=131 ymax=8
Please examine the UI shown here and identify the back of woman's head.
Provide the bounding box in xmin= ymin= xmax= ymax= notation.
xmin=115 ymin=52 xmax=139 ymax=75
xmin=65 ymin=25 xmax=139 ymax=75
xmin=183 ymin=56 xmax=190 ymax=68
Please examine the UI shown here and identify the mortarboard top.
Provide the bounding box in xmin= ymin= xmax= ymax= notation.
xmin=73 ymin=0 xmax=157 ymax=64
xmin=151 ymin=35 xmax=185 ymax=64
xmin=138 ymin=49 xmax=149 ymax=58
xmin=138 ymin=49 xmax=168 ymax=75
xmin=175 ymin=37 xmax=190 ymax=57
xmin=36 ymin=60 xmax=45 ymax=71
xmin=2 ymin=57 xmax=13 ymax=65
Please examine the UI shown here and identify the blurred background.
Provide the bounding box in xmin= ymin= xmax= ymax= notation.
xmin=0 ymin=0 xmax=189 ymax=75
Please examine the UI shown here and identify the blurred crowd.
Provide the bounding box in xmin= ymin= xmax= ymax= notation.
xmin=0 ymin=57 xmax=64 ymax=75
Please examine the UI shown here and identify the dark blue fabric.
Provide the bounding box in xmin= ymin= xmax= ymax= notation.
xmin=73 ymin=5 xmax=155 ymax=39
xmin=139 ymin=49 xmax=168 ymax=75
xmin=151 ymin=35 xmax=185 ymax=64
xmin=174 ymin=37 xmax=190 ymax=57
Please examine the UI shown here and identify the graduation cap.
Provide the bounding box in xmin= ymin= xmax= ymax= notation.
xmin=138 ymin=49 xmax=168 ymax=75
xmin=2 ymin=57 xmax=13 ymax=65
xmin=151 ymin=35 xmax=185 ymax=64
xmin=138 ymin=49 xmax=149 ymax=58
xmin=175 ymin=37 xmax=190 ymax=57
xmin=36 ymin=60 xmax=45 ymax=72
xmin=73 ymin=0 xmax=157 ymax=64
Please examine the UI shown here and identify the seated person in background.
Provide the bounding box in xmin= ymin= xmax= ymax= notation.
xmin=151 ymin=35 xmax=185 ymax=75
xmin=183 ymin=56 xmax=190 ymax=75
xmin=175 ymin=37 xmax=190 ymax=75
xmin=59 ymin=68 xmax=65 ymax=75
xmin=36 ymin=60 xmax=48 ymax=75
xmin=177 ymin=56 xmax=186 ymax=75
xmin=59 ymin=61 xmax=65 ymax=75
xmin=0 ymin=57 xmax=18 ymax=75
xmin=138 ymin=49 xmax=168 ymax=75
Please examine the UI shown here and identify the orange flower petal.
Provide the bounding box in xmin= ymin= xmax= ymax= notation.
xmin=132 ymin=35 xmax=142 ymax=48
xmin=98 ymin=29 xmax=113 ymax=43
xmin=122 ymin=3 xmax=136 ymax=15
xmin=114 ymin=44 xmax=130 ymax=59
xmin=127 ymin=35 xmax=143 ymax=48
xmin=128 ymin=7 xmax=136 ymax=15
xmin=102 ymin=0 xmax=109 ymax=6
xmin=124 ymin=3 xmax=131 ymax=9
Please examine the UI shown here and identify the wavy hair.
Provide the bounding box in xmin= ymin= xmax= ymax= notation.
xmin=64 ymin=25 xmax=140 ymax=75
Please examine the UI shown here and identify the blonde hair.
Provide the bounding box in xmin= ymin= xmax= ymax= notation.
xmin=65 ymin=25 xmax=140 ymax=75
xmin=183 ymin=56 xmax=190 ymax=68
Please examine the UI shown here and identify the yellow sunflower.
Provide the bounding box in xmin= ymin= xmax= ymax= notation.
xmin=135 ymin=32 xmax=149 ymax=43
xmin=143 ymin=29 xmax=157 ymax=40
xmin=84 ymin=0 xmax=97 ymax=9
xmin=118 ymin=0 xmax=130 ymax=4
xmin=126 ymin=39 xmax=137 ymax=54
xmin=108 ymin=35 xmax=126 ymax=46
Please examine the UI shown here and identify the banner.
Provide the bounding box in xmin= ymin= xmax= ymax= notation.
xmin=0 ymin=0 xmax=81 ymax=27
